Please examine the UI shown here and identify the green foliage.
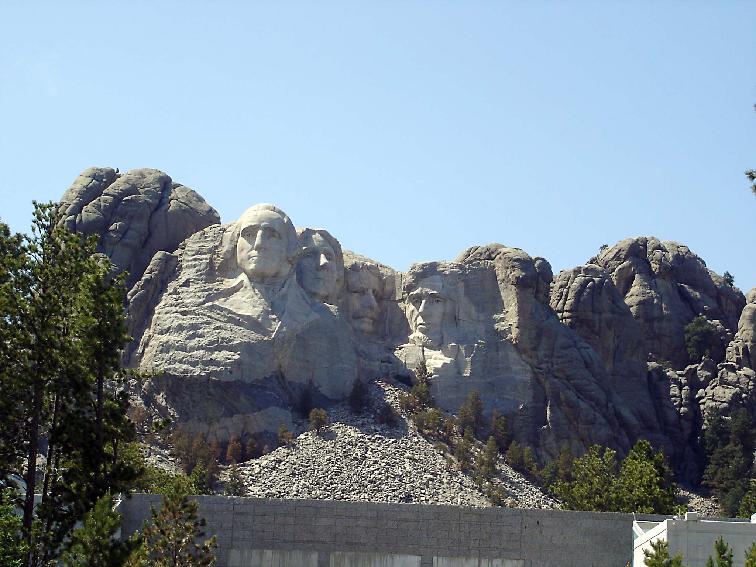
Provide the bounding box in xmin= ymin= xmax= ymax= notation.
xmin=0 ymin=488 xmax=28 ymax=567
xmin=458 ymin=390 xmax=483 ymax=439
xmin=505 ymin=441 xmax=524 ymax=470
xmin=479 ymin=436 xmax=498 ymax=478
xmin=123 ymin=443 xmax=208 ymax=496
xmin=490 ymin=410 xmax=512 ymax=452
xmin=738 ymin=479 xmax=756 ymax=518
xmin=348 ymin=379 xmax=369 ymax=414
xmin=412 ymin=408 xmax=445 ymax=438
xmin=522 ymin=446 xmax=539 ymax=476
xmin=702 ymin=408 xmax=755 ymax=517
xmin=553 ymin=441 xmax=677 ymax=514
xmin=684 ymin=315 xmax=719 ymax=363
xmin=744 ymin=542 xmax=756 ymax=567
xmin=643 ymin=539 xmax=686 ymax=567
xmin=454 ymin=428 xmax=474 ymax=471
xmin=722 ymin=272 xmax=734 ymax=286
xmin=0 ymin=203 xmax=139 ymax=564
xmin=61 ymin=494 xmax=138 ymax=567
xmin=747 ymin=169 xmax=756 ymax=196
xmin=308 ymin=408 xmax=329 ymax=435
xmin=616 ymin=440 xmax=677 ymax=514
xmin=224 ymin=464 xmax=245 ymax=497
xmin=552 ymin=445 xmax=619 ymax=512
xmin=140 ymin=489 xmax=217 ymax=566
xmin=706 ymin=536 xmax=733 ymax=567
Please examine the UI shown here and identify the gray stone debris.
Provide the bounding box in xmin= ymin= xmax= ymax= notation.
xmin=226 ymin=382 xmax=557 ymax=509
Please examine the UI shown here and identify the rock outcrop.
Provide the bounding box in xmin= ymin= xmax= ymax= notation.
xmin=727 ymin=288 xmax=756 ymax=370
xmin=592 ymin=237 xmax=745 ymax=368
xmin=59 ymin=167 xmax=219 ymax=289
xmin=52 ymin=168 xmax=755 ymax=479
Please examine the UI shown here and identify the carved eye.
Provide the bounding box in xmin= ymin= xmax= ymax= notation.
xmin=262 ymin=227 xmax=280 ymax=239
xmin=242 ymin=227 xmax=258 ymax=240
xmin=433 ymin=297 xmax=443 ymax=304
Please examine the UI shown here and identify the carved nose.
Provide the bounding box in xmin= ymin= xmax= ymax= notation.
xmin=318 ymin=254 xmax=329 ymax=268
xmin=418 ymin=299 xmax=428 ymax=312
xmin=362 ymin=292 xmax=377 ymax=309
xmin=253 ymin=231 xmax=265 ymax=250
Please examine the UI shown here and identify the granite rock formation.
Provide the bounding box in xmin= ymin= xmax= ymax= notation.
xmin=52 ymin=168 xmax=755 ymax=476
xmin=59 ymin=167 xmax=219 ymax=289
xmin=590 ymin=237 xmax=745 ymax=368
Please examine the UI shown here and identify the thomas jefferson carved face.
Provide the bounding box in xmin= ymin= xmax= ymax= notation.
xmin=406 ymin=276 xmax=448 ymax=347
xmin=297 ymin=230 xmax=343 ymax=304
xmin=236 ymin=205 xmax=296 ymax=283
xmin=346 ymin=264 xmax=382 ymax=333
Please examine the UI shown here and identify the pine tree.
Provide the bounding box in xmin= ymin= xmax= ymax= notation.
xmin=706 ymin=537 xmax=733 ymax=567
xmin=552 ymin=445 xmax=619 ymax=512
xmin=141 ymin=489 xmax=217 ymax=566
xmin=0 ymin=488 xmax=27 ymax=567
xmin=224 ymin=464 xmax=245 ymax=497
xmin=0 ymin=203 xmax=138 ymax=564
xmin=744 ymin=542 xmax=756 ymax=567
xmin=61 ymin=493 xmax=137 ymax=567
xmin=479 ymin=436 xmax=498 ymax=478
xmin=616 ymin=440 xmax=677 ymax=514
xmin=458 ymin=390 xmax=483 ymax=438
xmin=490 ymin=410 xmax=511 ymax=451
xmin=505 ymin=441 xmax=524 ymax=470
xmin=643 ymin=539 xmax=686 ymax=567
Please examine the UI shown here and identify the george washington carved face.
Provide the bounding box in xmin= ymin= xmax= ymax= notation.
xmin=236 ymin=204 xmax=298 ymax=283
xmin=346 ymin=263 xmax=382 ymax=333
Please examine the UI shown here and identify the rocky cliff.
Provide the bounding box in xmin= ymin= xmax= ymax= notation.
xmin=57 ymin=167 xmax=755 ymax=479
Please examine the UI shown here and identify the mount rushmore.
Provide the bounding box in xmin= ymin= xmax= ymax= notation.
xmin=59 ymin=167 xmax=755 ymax=480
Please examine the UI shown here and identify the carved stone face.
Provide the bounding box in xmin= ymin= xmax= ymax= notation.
xmin=236 ymin=208 xmax=292 ymax=283
xmin=298 ymin=232 xmax=341 ymax=303
xmin=406 ymin=277 xmax=448 ymax=347
xmin=346 ymin=266 xmax=382 ymax=333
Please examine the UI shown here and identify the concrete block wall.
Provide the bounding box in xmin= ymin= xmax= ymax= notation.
xmin=119 ymin=495 xmax=633 ymax=567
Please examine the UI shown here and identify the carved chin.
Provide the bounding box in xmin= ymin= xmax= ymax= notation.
xmin=351 ymin=317 xmax=375 ymax=333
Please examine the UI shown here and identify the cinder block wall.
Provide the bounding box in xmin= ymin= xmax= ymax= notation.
xmin=119 ymin=495 xmax=633 ymax=567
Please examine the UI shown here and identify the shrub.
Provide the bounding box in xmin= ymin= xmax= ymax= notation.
xmin=225 ymin=436 xmax=242 ymax=464
xmin=308 ymin=408 xmax=329 ymax=435
xmin=684 ymin=315 xmax=719 ymax=363
xmin=376 ymin=403 xmax=397 ymax=426
xmin=348 ymin=379 xmax=369 ymax=414
xmin=412 ymin=408 xmax=444 ymax=438
xmin=278 ymin=425 xmax=294 ymax=447
xmin=745 ymin=542 xmax=756 ymax=567
xmin=723 ymin=271 xmax=734 ymax=286
xmin=706 ymin=536 xmax=733 ymax=567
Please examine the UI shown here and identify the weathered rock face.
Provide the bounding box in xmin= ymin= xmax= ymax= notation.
xmin=727 ymin=288 xmax=756 ymax=370
xmin=54 ymin=169 xmax=755 ymax=474
xmin=59 ymin=167 xmax=220 ymax=289
xmin=592 ymin=237 xmax=745 ymax=368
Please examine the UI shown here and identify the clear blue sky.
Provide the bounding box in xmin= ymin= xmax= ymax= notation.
xmin=1 ymin=2 xmax=754 ymax=289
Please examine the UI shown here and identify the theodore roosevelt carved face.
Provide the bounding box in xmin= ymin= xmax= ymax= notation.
xmin=236 ymin=204 xmax=298 ymax=284
xmin=297 ymin=228 xmax=343 ymax=304
xmin=345 ymin=263 xmax=383 ymax=334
